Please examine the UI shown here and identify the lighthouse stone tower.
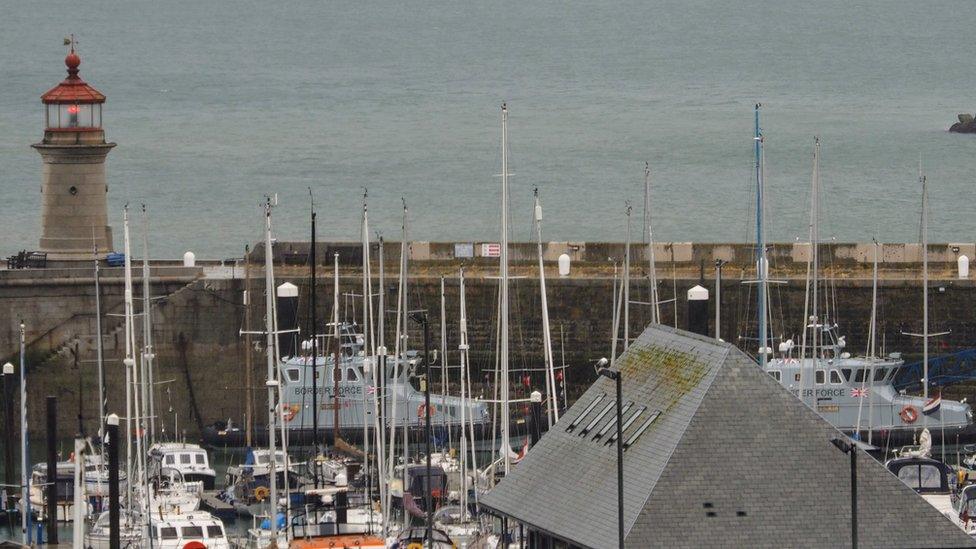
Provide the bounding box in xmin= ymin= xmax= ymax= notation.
xmin=32 ymin=46 xmax=115 ymax=260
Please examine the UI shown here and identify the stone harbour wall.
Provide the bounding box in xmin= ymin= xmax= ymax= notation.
xmin=2 ymin=241 xmax=975 ymax=438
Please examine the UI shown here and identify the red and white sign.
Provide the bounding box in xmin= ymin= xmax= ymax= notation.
xmin=482 ymin=243 xmax=502 ymax=257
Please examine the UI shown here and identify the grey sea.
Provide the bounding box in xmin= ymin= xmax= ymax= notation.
xmin=1 ymin=0 xmax=974 ymax=259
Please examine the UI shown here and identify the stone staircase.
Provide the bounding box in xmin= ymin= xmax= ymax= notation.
xmin=28 ymin=276 xmax=203 ymax=368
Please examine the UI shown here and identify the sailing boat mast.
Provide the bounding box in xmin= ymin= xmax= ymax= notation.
xmin=309 ymin=192 xmax=319 ymax=453
xmin=458 ymin=268 xmax=469 ymax=522
xmin=811 ymin=139 xmax=821 ymax=374
xmin=378 ymin=236 xmax=385 ymax=351
xmin=644 ymin=163 xmax=661 ymax=324
xmin=262 ymin=196 xmax=280 ymax=544
xmin=384 ymin=203 xmax=408 ymax=532
xmin=121 ymin=206 xmax=137 ymax=511
xmin=921 ymin=173 xmax=930 ymax=427
xmin=244 ymin=245 xmax=254 ymax=448
xmin=359 ymin=190 xmax=374 ymax=512
xmin=440 ymin=277 xmax=450 ymax=442
xmin=332 ymin=252 xmax=341 ymax=446
xmin=754 ymin=104 xmax=770 ymax=369
xmin=140 ymin=205 xmax=156 ymax=444
xmin=93 ymin=242 xmax=106 ymax=438
xmin=362 ymin=190 xmax=375 ymax=359
xmin=623 ymin=204 xmax=632 ymax=352
xmin=500 ymin=103 xmax=511 ymax=475
xmin=866 ymin=239 xmax=880 ymax=444
xmin=534 ymin=189 xmax=558 ymax=425
xmin=18 ymin=323 xmax=28 ymax=545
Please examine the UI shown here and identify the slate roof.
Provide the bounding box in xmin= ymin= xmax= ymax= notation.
xmin=481 ymin=324 xmax=976 ymax=548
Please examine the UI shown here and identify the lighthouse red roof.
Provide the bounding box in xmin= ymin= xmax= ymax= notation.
xmin=40 ymin=49 xmax=105 ymax=104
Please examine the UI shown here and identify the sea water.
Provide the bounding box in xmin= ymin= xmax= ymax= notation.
xmin=1 ymin=0 xmax=974 ymax=259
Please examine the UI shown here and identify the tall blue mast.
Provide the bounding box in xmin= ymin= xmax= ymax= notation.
xmin=755 ymin=104 xmax=768 ymax=368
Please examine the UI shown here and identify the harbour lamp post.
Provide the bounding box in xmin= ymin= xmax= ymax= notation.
xmin=408 ymin=310 xmax=433 ymax=547
xmin=2 ymin=363 xmax=13 ymax=509
xmin=598 ymin=361 xmax=624 ymax=549
xmin=714 ymin=259 xmax=726 ymax=341
xmin=831 ymin=436 xmax=858 ymax=549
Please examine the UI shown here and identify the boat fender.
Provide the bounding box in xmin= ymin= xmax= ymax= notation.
xmin=184 ymin=542 xmax=207 ymax=549
xmin=900 ymin=405 xmax=919 ymax=424
xmin=254 ymin=486 xmax=270 ymax=501
xmin=408 ymin=543 xmax=424 ymax=549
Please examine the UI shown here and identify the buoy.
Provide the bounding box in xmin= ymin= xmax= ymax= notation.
xmin=182 ymin=251 xmax=195 ymax=267
xmin=900 ymin=405 xmax=919 ymax=424
xmin=558 ymin=253 xmax=571 ymax=277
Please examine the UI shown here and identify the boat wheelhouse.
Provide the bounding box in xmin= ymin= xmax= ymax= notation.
xmin=886 ymin=455 xmax=957 ymax=517
xmin=150 ymin=442 xmax=216 ymax=490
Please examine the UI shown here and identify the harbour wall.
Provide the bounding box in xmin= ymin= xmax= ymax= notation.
xmin=1 ymin=240 xmax=975 ymax=438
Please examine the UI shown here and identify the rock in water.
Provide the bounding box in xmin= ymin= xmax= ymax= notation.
xmin=950 ymin=113 xmax=976 ymax=133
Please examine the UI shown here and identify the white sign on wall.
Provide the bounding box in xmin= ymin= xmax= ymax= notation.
xmin=455 ymin=243 xmax=474 ymax=258
xmin=482 ymin=243 xmax=501 ymax=257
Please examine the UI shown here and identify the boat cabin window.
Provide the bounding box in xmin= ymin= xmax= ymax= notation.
xmin=159 ymin=527 xmax=178 ymax=540
xmin=841 ymin=368 xmax=852 ymax=382
xmin=873 ymin=368 xmax=888 ymax=382
xmin=286 ymin=368 xmax=301 ymax=382
xmin=830 ymin=370 xmax=842 ymax=384
xmin=180 ymin=454 xmax=191 ymax=464
xmin=195 ymin=454 xmax=206 ymax=465
xmin=206 ymin=525 xmax=223 ymax=538
xmin=347 ymin=365 xmax=362 ymax=382
xmin=165 ymin=455 xmax=175 ymax=465
xmin=897 ymin=463 xmax=945 ymax=491
xmin=853 ymin=369 xmax=867 ymax=383
xmin=182 ymin=526 xmax=204 ymax=538
xmin=794 ymin=373 xmax=801 ymax=382
xmin=815 ymin=370 xmax=825 ymax=385
xmin=768 ymin=370 xmax=780 ymax=382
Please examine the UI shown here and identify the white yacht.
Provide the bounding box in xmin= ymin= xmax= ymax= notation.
xmin=150 ymin=510 xmax=231 ymax=548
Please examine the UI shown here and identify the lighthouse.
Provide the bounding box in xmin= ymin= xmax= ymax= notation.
xmin=32 ymin=42 xmax=115 ymax=260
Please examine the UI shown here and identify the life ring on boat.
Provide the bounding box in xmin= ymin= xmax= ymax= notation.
xmin=407 ymin=543 xmax=424 ymax=549
xmin=254 ymin=486 xmax=270 ymax=501
xmin=183 ymin=542 xmax=207 ymax=549
xmin=900 ymin=405 xmax=919 ymax=424
xmin=418 ymin=403 xmax=434 ymax=419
